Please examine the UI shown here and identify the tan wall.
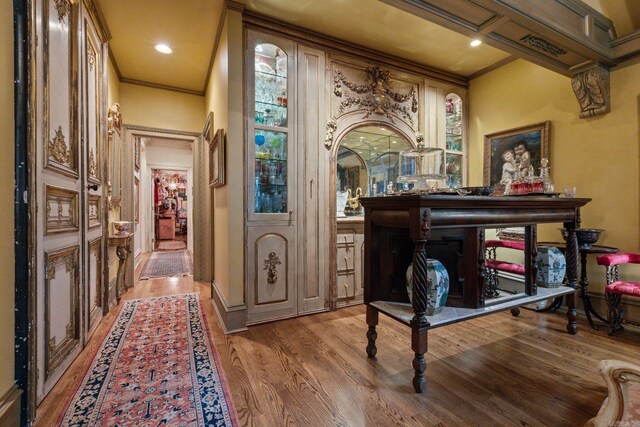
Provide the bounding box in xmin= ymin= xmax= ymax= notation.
xmin=107 ymin=58 xmax=120 ymax=108
xmin=120 ymin=83 xmax=205 ymax=133
xmin=204 ymin=10 xmax=245 ymax=307
xmin=106 ymin=58 xmax=121 ymax=286
xmin=0 ymin=0 xmax=15 ymax=395
xmin=469 ymin=59 xmax=640 ymax=293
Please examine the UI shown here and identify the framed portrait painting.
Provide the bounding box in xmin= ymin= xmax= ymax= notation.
xmin=483 ymin=121 xmax=550 ymax=195
xmin=209 ymin=128 xmax=226 ymax=188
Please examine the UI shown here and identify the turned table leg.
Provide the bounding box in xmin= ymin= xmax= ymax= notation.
xmin=366 ymin=305 xmax=378 ymax=358
xmin=564 ymin=221 xmax=579 ymax=335
xmin=411 ymin=238 xmax=431 ymax=393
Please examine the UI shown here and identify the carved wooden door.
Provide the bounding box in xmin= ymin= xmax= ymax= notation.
xmin=34 ymin=0 xmax=106 ymax=402
xmin=80 ymin=7 xmax=105 ymax=340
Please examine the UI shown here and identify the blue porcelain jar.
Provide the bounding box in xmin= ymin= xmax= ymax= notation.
xmin=406 ymin=259 xmax=450 ymax=315
xmin=536 ymin=246 xmax=566 ymax=287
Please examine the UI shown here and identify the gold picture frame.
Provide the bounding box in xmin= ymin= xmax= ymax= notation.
xmin=483 ymin=121 xmax=550 ymax=194
xmin=203 ymin=111 xmax=214 ymax=143
xmin=209 ymin=129 xmax=226 ymax=188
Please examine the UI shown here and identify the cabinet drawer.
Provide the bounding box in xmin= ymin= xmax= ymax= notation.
xmin=337 ymin=245 xmax=354 ymax=271
xmin=337 ymin=272 xmax=356 ymax=300
xmin=337 ymin=232 xmax=354 ymax=245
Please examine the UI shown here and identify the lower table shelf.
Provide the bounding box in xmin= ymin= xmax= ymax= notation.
xmin=370 ymin=285 xmax=576 ymax=329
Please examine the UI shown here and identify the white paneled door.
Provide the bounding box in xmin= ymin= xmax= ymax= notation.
xmin=35 ymin=0 xmax=107 ymax=402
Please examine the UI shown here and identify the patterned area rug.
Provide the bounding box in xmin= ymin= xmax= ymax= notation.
xmin=139 ymin=250 xmax=193 ymax=280
xmin=60 ymin=294 xmax=237 ymax=426
xmin=158 ymin=240 xmax=187 ymax=251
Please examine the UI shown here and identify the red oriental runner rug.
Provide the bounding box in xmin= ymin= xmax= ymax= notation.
xmin=60 ymin=294 xmax=237 ymax=426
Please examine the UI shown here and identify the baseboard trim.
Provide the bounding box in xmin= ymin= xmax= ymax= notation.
xmin=210 ymin=280 xmax=248 ymax=334
xmin=0 ymin=385 xmax=21 ymax=426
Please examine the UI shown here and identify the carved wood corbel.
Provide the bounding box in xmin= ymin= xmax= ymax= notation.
xmin=571 ymin=64 xmax=610 ymax=119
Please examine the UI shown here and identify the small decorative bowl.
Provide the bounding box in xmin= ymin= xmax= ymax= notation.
xmin=559 ymin=228 xmax=603 ymax=249
xmin=112 ymin=221 xmax=132 ymax=235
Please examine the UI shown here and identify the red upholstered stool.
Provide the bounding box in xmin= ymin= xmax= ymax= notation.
xmin=597 ymin=253 xmax=640 ymax=335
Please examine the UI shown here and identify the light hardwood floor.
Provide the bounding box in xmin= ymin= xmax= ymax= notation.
xmin=36 ymin=261 xmax=640 ymax=426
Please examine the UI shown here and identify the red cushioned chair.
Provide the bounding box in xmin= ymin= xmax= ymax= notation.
xmin=596 ymin=253 xmax=640 ymax=335
xmin=485 ymin=240 xmax=525 ymax=299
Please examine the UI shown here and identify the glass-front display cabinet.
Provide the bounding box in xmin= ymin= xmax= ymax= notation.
xmin=248 ymin=34 xmax=295 ymax=221
xmin=445 ymin=93 xmax=465 ymax=188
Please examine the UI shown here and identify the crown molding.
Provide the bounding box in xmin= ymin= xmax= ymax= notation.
xmin=120 ymin=78 xmax=204 ymax=97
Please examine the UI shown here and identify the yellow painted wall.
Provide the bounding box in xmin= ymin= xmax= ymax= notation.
xmin=469 ymin=59 xmax=640 ymax=293
xmin=0 ymin=0 xmax=15 ymax=394
xmin=119 ymin=83 xmax=205 ymax=133
xmin=107 ymin=58 xmax=121 ymax=285
xmin=107 ymin=58 xmax=120 ymax=108
xmin=204 ymin=9 xmax=245 ymax=307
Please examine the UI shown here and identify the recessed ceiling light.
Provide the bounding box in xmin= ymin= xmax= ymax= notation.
xmin=470 ymin=39 xmax=482 ymax=47
xmin=154 ymin=43 xmax=173 ymax=54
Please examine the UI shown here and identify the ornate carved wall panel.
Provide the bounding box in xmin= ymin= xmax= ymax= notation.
xmin=84 ymin=18 xmax=101 ymax=183
xmin=45 ymin=185 xmax=79 ymax=235
xmin=254 ymin=233 xmax=289 ymax=306
xmin=44 ymin=245 xmax=80 ymax=378
xmin=87 ymin=238 xmax=102 ymax=327
xmin=330 ymin=62 xmax=419 ymax=128
xmin=87 ymin=194 xmax=101 ymax=229
xmin=43 ymin=0 xmax=78 ymax=178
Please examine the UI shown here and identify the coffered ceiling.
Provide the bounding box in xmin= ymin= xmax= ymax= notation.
xmin=99 ymin=0 xmax=639 ymax=95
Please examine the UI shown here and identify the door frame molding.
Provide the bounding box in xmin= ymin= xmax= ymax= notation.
xmin=14 ymin=0 xmax=35 ymax=423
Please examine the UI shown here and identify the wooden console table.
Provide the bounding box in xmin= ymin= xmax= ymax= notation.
xmin=108 ymin=232 xmax=132 ymax=303
xmin=359 ymin=194 xmax=591 ymax=393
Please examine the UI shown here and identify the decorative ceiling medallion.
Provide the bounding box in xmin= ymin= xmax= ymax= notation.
xmin=87 ymin=45 xmax=96 ymax=71
xmin=48 ymin=125 xmax=72 ymax=167
xmin=88 ymin=148 xmax=97 ymax=177
xmin=54 ymin=0 xmax=70 ymax=23
xmin=520 ymin=35 xmax=567 ymax=57
xmin=263 ymin=252 xmax=282 ymax=284
xmin=333 ymin=66 xmax=418 ymax=127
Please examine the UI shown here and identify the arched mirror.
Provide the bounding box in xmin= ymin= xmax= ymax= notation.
xmin=336 ymin=125 xmax=412 ymax=217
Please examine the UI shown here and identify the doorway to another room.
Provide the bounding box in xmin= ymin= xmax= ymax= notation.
xmin=153 ymin=169 xmax=189 ymax=251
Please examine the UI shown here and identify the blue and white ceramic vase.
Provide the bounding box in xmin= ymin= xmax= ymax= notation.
xmin=536 ymin=246 xmax=566 ymax=287
xmin=406 ymin=259 xmax=450 ymax=315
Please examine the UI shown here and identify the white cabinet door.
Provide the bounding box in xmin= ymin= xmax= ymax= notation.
xmin=246 ymin=226 xmax=297 ymax=324
xmin=296 ymin=45 xmax=327 ymax=314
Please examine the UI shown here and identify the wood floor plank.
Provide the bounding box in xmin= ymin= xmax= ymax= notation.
xmin=35 ymin=269 xmax=640 ymax=426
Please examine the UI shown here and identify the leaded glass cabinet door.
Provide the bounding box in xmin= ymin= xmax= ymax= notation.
xmin=246 ymin=31 xmax=298 ymax=323
xmin=247 ymin=32 xmax=296 ymax=223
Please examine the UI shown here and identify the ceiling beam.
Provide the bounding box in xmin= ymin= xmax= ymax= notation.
xmin=378 ymin=0 xmax=640 ymax=118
